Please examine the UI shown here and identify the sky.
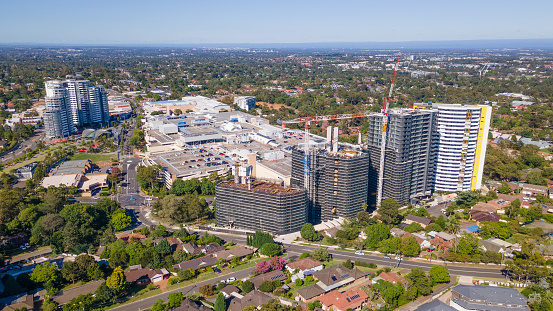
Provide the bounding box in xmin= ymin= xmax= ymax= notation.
xmin=2 ymin=0 xmax=553 ymax=45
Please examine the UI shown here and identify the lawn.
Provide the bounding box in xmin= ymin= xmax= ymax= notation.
xmin=3 ymin=153 xmax=47 ymax=173
xmin=69 ymin=153 xmax=116 ymax=163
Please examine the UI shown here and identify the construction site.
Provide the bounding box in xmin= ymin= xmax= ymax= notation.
xmin=215 ymin=166 xmax=307 ymax=235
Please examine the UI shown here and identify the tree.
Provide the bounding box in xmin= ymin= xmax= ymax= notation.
xmin=405 ymin=268 xmax=432 ymax=297
xmin=365 ymin=223 xmax=390 ymax=249
xmin=30 ymin=262 xmax=60 ymax=285
xmin=455 ymin=232 xmax=480 ymax=255
xmin=106 ymin=267 xmax=126 ymax=290
xmin=110 ymin=209 xmax=131 ymax=231
xmin=343 ymin=259 xmax=354 ymax=270
xmin=151 ymin=299 xmax=166 ymax=311
xmin=242 ymin=280 xmax=254 ymax=293
xmin=373 ymin=279 xmax=403 ymax=307
xmin=249 ymin=231 xmax=274 ymax=248
xmin=63 ymin=293 xmax=96 ymax=311
xmin=61 ymin=261 xmax=80 ymax=283
xmin=177 ymin=268 xmax=197 ymax=280
xmin=156 ymin=239 xmax=172 ymax=256
xmin=87 ymin=263 xmax=104 ymax=280
xmin=260 ymin=243 xmax=281 ymax=257
xmin=168 ymin=292 xmax=184 ymax=309
xmin=479 ymin=221 xmax=515 ymax=240
xmin=269 ymin=256 xmax=285 ymax=271
xmin=401 ymin=236 xmax=420 ymax=257
xmin=429 ymin=265 xmax=450 ymax=285
xmin=307 ymin=300 xmax=322 ymax=311
xmin=311 ymin=248 xmax=331 ymax=262
xmin=295 ymin=279 xmax=303 ymax=286
xmin=498 ymin=182 xmax=512 ymax=194
xmin=259 ymin=281 xmax=275 ymax=292
xmin=200 ymin=284 xmax=213 ymax=297
xmin=300 ymin=223 xmax=321 ymax=242
xmin=379 ymin=198 xmax=400 ymax=225
xmin=214 ymin=292 xmax=227 ymax=311
xmin=378 ymin=237 xmax=401 ymax=254
xmin=356 ymin=211 xmax=372 ymax=225
xmin=404 ymin=222 xmax=424 ymax=233
xmin=527 ymin=171 xmax=545 ymax=185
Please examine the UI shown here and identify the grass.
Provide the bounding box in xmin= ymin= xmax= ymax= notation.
xmin=287 ymin=278 xmax=318 ymax=297
xmin=3 ymin=153 xmax=47 ymax=173
xmin=104 ymin=288 xmax=163 ymax=310
xmin=69 ymin=153 xmax=115 ymax=163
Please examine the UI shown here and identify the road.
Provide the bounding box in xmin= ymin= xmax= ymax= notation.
xmin=111 ymin=266 xmax=255 ymax=311
xmin=0 ymin=129 xmax=43 ymax=163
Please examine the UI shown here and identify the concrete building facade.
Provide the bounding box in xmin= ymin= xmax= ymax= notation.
xmin=234 ymin=96 xmax=256 ymax=111
xmin=44 ymin=81 xmax=76 ymax=138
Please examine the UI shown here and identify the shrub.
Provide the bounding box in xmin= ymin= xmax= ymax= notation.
xmin=295 ymin=279 xmax=303 ymax=286
xmin=305 ymin=276 xmax=314 ymax=282
xmin=355 ymin=261 xmax=377 ymax=268
xmin=272 ymin=280 xmax=282 ymax=288
xmin=258 ymin=281 xmax=275 ymax=293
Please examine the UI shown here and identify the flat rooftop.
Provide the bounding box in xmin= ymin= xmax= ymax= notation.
xmin=219 ymin=180 xmax=302 ymax=195
xmin=258 ymin=158 xmax=292 ymax=177
xmin=52 ymin=159 xmax=90 ymax=176
xmin=151 ymin=148 xmax=231 ymax=178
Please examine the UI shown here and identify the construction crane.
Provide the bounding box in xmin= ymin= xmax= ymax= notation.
xmin=376 ymin=54 xmax=401 ymax=207
xmin=280 ymin=54 xmax=401 ymax=208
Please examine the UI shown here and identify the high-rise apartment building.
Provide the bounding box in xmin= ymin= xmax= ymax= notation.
xmin=234 ymin=96 xmax=256 ymax=111
xmin=45 ymin=79 xmax=110 ymax=133
xmin=44 ymin=81 xmax=75 ymax=138
xmin=291 ymin=144 xmax=370 ymax=224
xmin=431 ymin=103 xmax=491 ymax=192
xmin=366 ymin=108 xmax=436 ymax=206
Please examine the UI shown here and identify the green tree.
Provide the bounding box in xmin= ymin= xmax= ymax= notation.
xmin=404 ymin=222 xmax=424 ymax=233
xmin=259 ymin=281 xmax=275 ymax=292
xmin=311 ymin=248 xmax=331 ymax=262
xmin=455 ymin=233 xmax=480 ymax=255
xmin=249 ymin=231 xmax=274 ymax=248
xmin=200 ymin=284 xmax=213 ymax=297
xmin=379 ymin=198 xmax=400 ymax=225
xmin=110 ymin=209 xmax=131 ymax=231
xmin=498 ymin=182 xmax=512 ymax=194
xmin=527 ymin=171 xmax=545 ymax=185
xmin=156 ymin=239 xmax=172 ymax=256
xmin=405 ymin=268 xmax=432 ymax=297
xmin=378 ymin=237 xmax=401 ymax=254
xmin=343 ymin=259 xmax=354 ymax=270
xmin=429 ymin=265 xmax=450 ymax=285
xmin=87 ymin=263 xmax=104 ymax=280
xmin=300 ymin=223 xmax=321 ymax=242
xmin=365 ymin=223 xmax=390 ymax=249
xmin=30 ymin=262 xmax=60 ymax=285
xmin=214 ymin=292 xmax=227 ymax=311
xmin=373 ymin=279 xmax=403 ymax=307
xmin=401 ymin=236 xmax=420 ymax=257
xmin=106 ymin=266 xmax=126 ymax=290
xmin=151 ymin=298 xmax=166 ymax=311
xmin=61 ymin=261 xmax=80 ymax=283
xmin=168 ymin=292 xmax=184 ymax=309
xmin=242 ymin=280 xmax=254 ymax=293
xmin=260 ymin=243 xmax=281 ymax=257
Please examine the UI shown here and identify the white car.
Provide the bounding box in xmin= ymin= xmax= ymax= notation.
xmin=355 ymin=251 xmax=364 ymax=255
xmin=226 ymin=277 xmax=236 ymax=283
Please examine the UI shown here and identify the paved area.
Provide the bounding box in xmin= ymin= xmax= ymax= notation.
xmin=458 ymin=275 xmax=473 ymax=285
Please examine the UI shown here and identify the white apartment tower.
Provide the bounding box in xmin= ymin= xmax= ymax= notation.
xmin=234 ymin=96 xmax=256 ymax=111
xmin=65 ymin=80 xmax=91 ymax=126
xmin=431 ymin=104 xmax=491 ymax=192
xmin=44 ymin=81 xmax=75 ymax=138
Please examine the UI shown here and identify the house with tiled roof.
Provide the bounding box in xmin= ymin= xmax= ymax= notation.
xmin=173 ymin=255 xmax=217 ymax=271
xmin=227 ymin=290 xmax=273 ymax=311
xmin=404 ymin=214 xmax=433 ymax=228
xmin=286 ymin=257 xmax=323 ymax=278
xmin=469 ymin=210 xmax=500 ymax=223
xmin=124 ymin=265 xmax=170 ymax=285
xmin=318 ymin=289 xmax=369 ymax=311
xmin=450 ymin=285 xmax=529 ymax=311
xmin=250 ymin=270 xmax=287 ymax=289
xmin=214 ymin=245 xmax=256 ymax=261
xmin=372 ymin=271 xmax=405 ymax=285
xmin=118 ymin=232 xmax=147 ymax=241
xmin=296 ymin=265 xmax=367 ymax=302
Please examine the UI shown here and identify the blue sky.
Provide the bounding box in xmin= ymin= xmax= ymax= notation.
xmin=2 ymin=0 xmax=552 ymax=44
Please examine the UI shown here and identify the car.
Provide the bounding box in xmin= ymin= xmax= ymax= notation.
xmin=93 ymin=197 xmax=99 ymax=200
xmin=355 ymin=251 xmax=364 ymax=255
xmin=395 ymin=256 xmax=402 ymax=261
xmin=214 ymin=268 xmax=221 ymax=274
xmin=383 ymin=256 xmax=391 ymax=259
xmin=130 ymin=198 xmax=136 ymax=201
xmin=226 ymin=277 xmax=236 ymax=283
xmin=24 ymin=243 xmax=30 ymax=249
xmin=19 ymin=245 xmax=26 ymax=250
xmin=146 ymin=198 xmax=153 ymax=201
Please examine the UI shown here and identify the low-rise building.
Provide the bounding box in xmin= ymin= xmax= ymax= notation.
xmin=285 ymin=257 xmax=324 ymax=279
xmin=53 ymin=280 xmax=103 ymax=306
xmin=318 ymin=289 xmax=369 ymax=311
xmin=227 ymin=290 xmax=272 ymax=311
xmin=414 ymin=300 xmax=456 ymax=311
xmin=214 ymin=246 xmax=257 ymax=262
xmin=404 ymin=214 xmax=433 ymax=228
xmin=250 ymin=270 xmax=287 ymax=289
xmin=297 ymin=265 xmax=366 ymax=301
xmin=521 ymin=183 xmax=548 ymax=197
xmin=450 ymin=285 xmax=529 ymax=311
xmin=173 ymin=255 xmax=217 ymax=271
xmin=469 ymin=210 xmax=500 ymax=223
xmin=123 ymin=265 xmax=170 ymax=285
xmin=372 ymin=271 xmax=404 ymax=285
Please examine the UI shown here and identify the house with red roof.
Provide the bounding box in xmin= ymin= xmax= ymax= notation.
xmin=318 ymin=289 xmax=369 ymax=311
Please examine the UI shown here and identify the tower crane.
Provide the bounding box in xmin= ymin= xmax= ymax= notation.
xmin=280 ymin=54 xmax=401 ymax=208
xmin=376 ymin=54 xmax=401 ymax=207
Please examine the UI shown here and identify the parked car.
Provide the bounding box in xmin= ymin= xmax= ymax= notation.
xmin=226 ymin=277 xmax=236 ymax=283
xmin=383 ymin=256 xmax=391 ymax=259
xmin=355 ymin=251 xmax=364 ymax=255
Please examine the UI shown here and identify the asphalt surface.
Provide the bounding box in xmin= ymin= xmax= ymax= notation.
xmin=0 ymin=129 xmax=43 ymax=163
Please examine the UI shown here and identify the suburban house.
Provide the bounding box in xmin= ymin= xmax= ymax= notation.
xmin=404 ymin=214 xmax=433 ymax=228
xmin=285 ymin=257 xmax=324 ymax=279
xmin=124 ymin=265 xmax=170 ymax=285
xmin=182 ymin=242 xmax=225 ymax=255
xmin=472 ymin=202 xmax=499 ymax=213
xmin=403 ymin=232 xmax=431 ymax=249
xmin=318 ymin=289 xmax=369 ymax=311
xmin=227 ymin=290 xmax=273 ymax=311
xmin=414 ymin=300 xmax=456 ymax=311
xmin=431 ymin=232 xmax=456 ymax=249
xmin=450 ymin=285 xmax=529 ymax=311
xmin=219 ymin=285 xmax=241 ymax=298
xmin=469 ymin=210 xmax=500 ymax=223
xmin=118 ymin=232 xmax=147 ymax=241
xmin=521 ymin=183 xmax=548 ymax=197
xmin=486 ymin=199 xmax=510 ymax=212
xmin=151 ymin=237 xmax=184 ymax=251
xmin=479 ymin=239 xmax=513 ymax=258
xmin=390 ymin=228 xmax=406 ymax=237
xmin=53 ymin=280 xmax=103 ymax=306
xmin=214 ymin=246 xmax=256 ymax=261
xmin=0 ymin=292 xmax=44 ymax=311
xmin=173 ymin=298 xmax=210 ymax=311
xmin=173 ymin=255 xmax=217 ymax=271
xmin=250 ymin=270 xmax=287 ymax=289
xmin=297 ymin=265 xmax=367 ymax=302
xmin=372 ymin=271 xmax=405 ymax=285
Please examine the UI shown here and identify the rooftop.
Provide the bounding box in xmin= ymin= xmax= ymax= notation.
xmin=218 ymin=180 xmax=302 ymax=195
xmin=52 ymin=159 xmax=90 ymax=176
